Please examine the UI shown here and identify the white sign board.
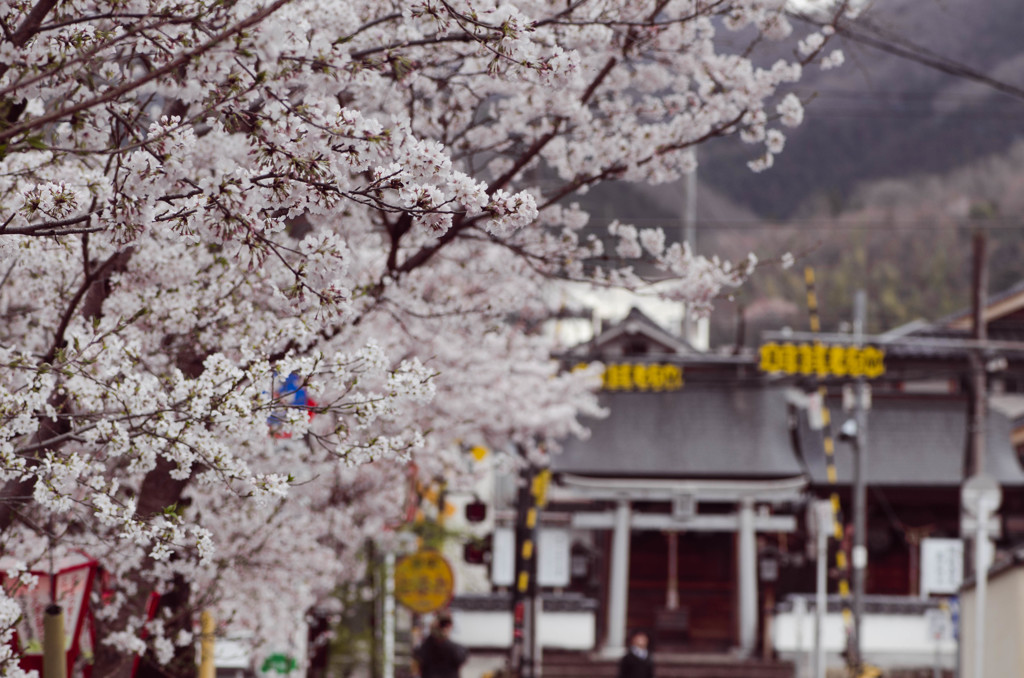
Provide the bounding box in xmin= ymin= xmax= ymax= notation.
xmin=925 ymin=608 xmax=952 ymax=642
xmin=537 ymin=529 xmax=571 ymax=587
xmin=491 ymin=527 xmax=571 ymax=587
xmin=920 ymin=538 xmax=963 ymax=596
xmin=491 ymin=527 xmax=516 ymax=586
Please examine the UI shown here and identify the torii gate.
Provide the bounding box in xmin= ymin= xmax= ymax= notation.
xmin=557 ymin=474 xmax=806 ymax=657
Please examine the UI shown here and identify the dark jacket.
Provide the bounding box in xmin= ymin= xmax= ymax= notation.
xmin=617 ymin=649 xmax=654 ymax=678
xmin=416 ymin=632 xmax=468 ymax=678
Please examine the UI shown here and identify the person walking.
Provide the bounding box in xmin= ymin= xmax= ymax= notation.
xmin=617 ymin=631 xmax=654 ymax=678
xmin=415 ymin=612 xmax=469 ymax=678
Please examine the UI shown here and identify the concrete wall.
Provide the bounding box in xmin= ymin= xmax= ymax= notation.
xmin=961 ymin=566 xmax=1024 ymax=678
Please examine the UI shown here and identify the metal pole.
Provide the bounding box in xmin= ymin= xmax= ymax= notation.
xmin=523 ymin=597 xmax=534 ymax=678
xmin=682 ymin=161 xmax=697 ymax=344
xmin=814 ymin=521 xmax=827 ymax=678
xmin=666 ymin=532 xmax=679 ymax=610
xmin=969 ymin=228 xmax=988 ymax=478
xmin=383 ymin=552 xmax=395 ymax=678
xmin=813 ymin=500 xmax=832 ymax=678
xmin=852 ymin=290 xmax=868 ymax=670
xmin=533 ymin=596 xmax=544 ymax=678
xmin=794 ymin=597 xmax=808 ymax=678
xmin=973 ymin=501 xmax=991 ymax=678
xmin=531 ymin=469 xmax=550 ymax=678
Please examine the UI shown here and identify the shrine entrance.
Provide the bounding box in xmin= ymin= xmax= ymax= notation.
xmin=562 ymin=475 xmax=804 ymax=657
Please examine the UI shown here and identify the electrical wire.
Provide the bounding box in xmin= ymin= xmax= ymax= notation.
xmin=790 ymin=11 xmax=1024 ymax=103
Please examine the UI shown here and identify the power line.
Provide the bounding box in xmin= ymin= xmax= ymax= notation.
xmin=801 ymin=89 xmax=1024 ymax=103
xmin=790 ymin=11 xmax=1024 ymax=103
xmin=584 ymin=217 xmax=1024 ymax=231
xmin=806 ymin=109 xmax=1024 ymax=120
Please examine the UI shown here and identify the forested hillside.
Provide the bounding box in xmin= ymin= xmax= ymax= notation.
xmin=583 ymin=0 xmax=1024 ymax=345
xmin=703 ymin=0 xmax=1024 ymax=220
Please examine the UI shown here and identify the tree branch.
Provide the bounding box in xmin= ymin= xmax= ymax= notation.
xmin=44 ymin=246 xmax=134 ymax=364
xmin=10 ymin=0 xmax=59 ymax=46
xmin=0 ymin=0 xmax=60 ymax=82
xmin=0 ymin=0 xmax=294 ymax=144
xmin=1 ymin=211 xmax=97 ymax=235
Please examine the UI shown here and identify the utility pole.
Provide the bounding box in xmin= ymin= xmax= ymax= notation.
xmin=682 ymin=160 xmax=698 ymax=345
xmin=850 ymin=290 xmax=869 ymax=671
xmin=509 ymin=464 xmax=534 ymax=678
xmin=509 ymin=463 xmax=551 ymax=678
xmin=803 ymin=267 xmax=854 ymax=674
xmin=961 ymin=229 xmax=989 ymax=588
xmin=968 ymin=229 xmax=988 ymax=478
xmin=963 ymin=228 xmax=991 ymax=678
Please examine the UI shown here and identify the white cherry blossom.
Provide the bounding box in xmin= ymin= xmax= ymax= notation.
xmin=0 ymin=0 xmax=844 ymax=673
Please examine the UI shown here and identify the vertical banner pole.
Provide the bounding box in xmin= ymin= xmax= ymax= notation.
xmin=199 ymin=610 xmax=215 ymax=678
xmin=43 ymin=604 xmax=67 ymax=678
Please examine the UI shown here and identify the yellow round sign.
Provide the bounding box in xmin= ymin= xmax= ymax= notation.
xmin=394 ymin=550 xmax=454 ymax=613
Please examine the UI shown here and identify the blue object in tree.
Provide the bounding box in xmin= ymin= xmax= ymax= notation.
xmin=267 ymin=373 xmax=315 ymax=438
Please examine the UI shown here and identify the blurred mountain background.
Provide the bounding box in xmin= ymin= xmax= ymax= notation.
xmin=580 ymin=0 xmax=1024 ymax=346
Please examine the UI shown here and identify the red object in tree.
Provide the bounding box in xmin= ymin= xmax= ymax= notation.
xmin=1 ymin=553 xmax=98 ymax=678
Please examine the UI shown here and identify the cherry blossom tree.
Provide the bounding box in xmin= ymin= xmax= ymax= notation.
xmin=0 ymin=0 xmax=847 ymax=675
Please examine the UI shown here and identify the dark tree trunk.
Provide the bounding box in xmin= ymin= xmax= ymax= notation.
xmin=134 ymin=573 xmax=196 ymax=678
xmin=307 ymin=612 xmax=332 ymax=678
xmin=93 ymin=458 xmax=193 ymax=678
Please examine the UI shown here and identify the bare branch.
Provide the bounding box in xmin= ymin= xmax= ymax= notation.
xmin=1 ymin=211 xmax=97 ymax=235
xmin=0 ymin=0 xmax=294 ymax=144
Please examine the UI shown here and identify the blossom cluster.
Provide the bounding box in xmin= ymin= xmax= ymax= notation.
xmin=0 ymin=0 xmax=843 ymax=670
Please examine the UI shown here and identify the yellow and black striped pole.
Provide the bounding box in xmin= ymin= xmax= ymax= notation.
xmin=804 ymin=268 xmax=855 ymax=658
xmin=509 ymin=464 xmax=551 ymax=678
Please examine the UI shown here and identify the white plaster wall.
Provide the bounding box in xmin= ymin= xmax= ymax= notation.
xmin=961 ymin=568 xmax=1024 ymax=678
xmin=774 ymin=611 xmax=955 ymax=669
xmin=451 ymin=610 xmax=595 ymax=651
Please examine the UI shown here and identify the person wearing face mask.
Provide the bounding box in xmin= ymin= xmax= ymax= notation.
xmin=617 ymin=630 xmax=654 ymax=678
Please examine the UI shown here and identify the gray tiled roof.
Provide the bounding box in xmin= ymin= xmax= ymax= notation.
xmin=553 ymin=386 xmax=805 ymax=479
xmin=796 ymin=397 xmax=1024 ymax=487
xmin=553 ymin=388 xmax=1024 ymax=487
